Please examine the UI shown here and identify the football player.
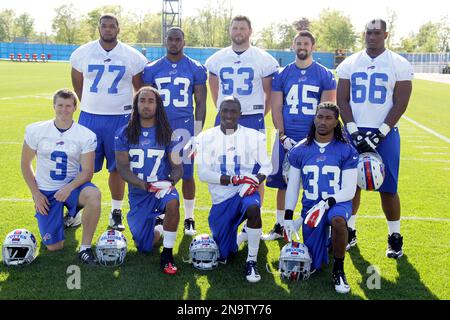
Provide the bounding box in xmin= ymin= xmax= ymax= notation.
xmin=336 ymin=19 xmax=413 ymax=258
xmin=115 ymin=86 xmax=182 ymax=275
xmin=195 ymin=96 xmax=272 ymax=283
xmin=70 ymin=14 xmax=148 ymax=232
xmin=142 ymin=27 xmax=207 ymax=237
xmin=205 ymin=15 xmax=279 ymax=204
xmin=284 ymin=102 xmax=358 ymax=293
xmin=21 ymin=89 xmax=101 ymax=265
xmin=264 ymin=30 xmax=336 ymax=241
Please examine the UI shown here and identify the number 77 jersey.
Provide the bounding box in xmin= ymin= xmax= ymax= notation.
xmin=70 ymin=40 xmax=148 ymax=115
xmin=336 ymin=49 xmax=413 ymax=128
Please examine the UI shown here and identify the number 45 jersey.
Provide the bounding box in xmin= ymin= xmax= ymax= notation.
xmin=336 ymin=49 xmax=413 ymax=128
xmin=70 ymin=40 xmax=148 ymax=115
xmin=24 ymin=120 xmax=97 ymax=191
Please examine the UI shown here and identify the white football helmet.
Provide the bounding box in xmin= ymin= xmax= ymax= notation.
xmin=2 ymin=229 xmax=37 ymax=266
xmin=188 ymin=234 xmax=220 ymax=270
xmin=279 ymin=241 xmax=312 ymax=281
xmin=96 ymin=230 xmax=127 ymax=266
xmin=357 ymin=152 xmax=385 ymax=191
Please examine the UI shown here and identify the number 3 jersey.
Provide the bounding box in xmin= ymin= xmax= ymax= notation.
xmin=24 ymin=120 xmax=97 ymax=191
xmin=273 ymin=61 xmax=336 ymax=141
xmin=142 ymin=56 xmax=207 ymax=121
xmin=288 ymin=139 xmax=358 ymax=211
xmin=205 ymin=46 xmax=279 ymax=115
xmin=70 ymin=40 xmax=148 ymax=115
xmin=114 ymin=125 xmax=176 ymax=194
xmin=336 ymin=49 xmax=413 ymax=128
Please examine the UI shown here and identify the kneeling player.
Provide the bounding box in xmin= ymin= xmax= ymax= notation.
xmin=21 ymin=89 xmax=101 ymax=265
xmin=115 ymin=87 xmax=183 ymax=275
xmin=195 ymin=96 xmax=272 ymax=282
xmin=284 ymin=102 xmax=358 ymax=293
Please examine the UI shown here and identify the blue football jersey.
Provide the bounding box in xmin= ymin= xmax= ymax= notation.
xmin=288 ymin=139 xmax=358 ymax=212
xmin=142 ymin=56 xmax=207 ymax=121
xmin=115 ymin=125 xmax=177 ymax=193
xmin=272 ymin=61 xmax=336 ymax=141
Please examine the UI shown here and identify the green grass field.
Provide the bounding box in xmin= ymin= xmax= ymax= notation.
xmin=0 ymin=60 xmax=449 ymax=300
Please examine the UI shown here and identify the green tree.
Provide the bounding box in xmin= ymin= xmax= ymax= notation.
xmin=0 ymin=9 xmax=16 ymax=42
xmin=52 ymin=4 xmax=81 ymax=44
xmin=135 ymin=12 xmax=162 ymax=44
xmin=14 ymin=13 xmax=34 ymax=39
xmin=416 ymin=22 xmax=440 ymax=52
xmin=386 ymin=9 xmax=397 ymax=49
xmin=256 ymin=23 xmax=277 ymax=49
xmin=310 ymin=9 xmax=357 ymax=51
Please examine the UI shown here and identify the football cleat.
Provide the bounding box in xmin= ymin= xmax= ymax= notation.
xmin=261 ymin=223 xmax=284 ymax=241
xmin=79 ymin=248 xmax=98 ymax=266
xmin=245 ymin=260 xmax=261 ymax=283
xmin=346 ymin=228 xmax=357 ymax=251
xmin=109 ymin=209 xmax=125 ymax=231
xmin=161 ymin=250 xmax=178 ymax=275
xmin=184 ymin=218 xmax=197 ymax=236
xmin=386 ymin=233 xmax=403 ymax=259
xmin=64 ymin=209 xmax=82 ymax=229
xmin=237 ymin=224 xmax=248 ymax=246
xmin=332 ymin=270 xmax=351 ymax=294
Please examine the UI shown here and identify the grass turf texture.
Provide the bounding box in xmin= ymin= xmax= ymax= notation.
xmin=0 ymin=60 xmax=449 ymax=299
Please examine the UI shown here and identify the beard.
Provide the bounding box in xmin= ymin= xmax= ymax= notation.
xmin=231 ymin=35 xmax=248 ymax=46
xmin=296 ymin=50 xmax=310 ymax=60
xmin=100 ymin=35 xmax=117 ymax=43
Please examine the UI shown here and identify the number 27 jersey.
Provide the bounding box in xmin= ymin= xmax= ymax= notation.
xmin=336 ymin=49 xmax=413 ymax=128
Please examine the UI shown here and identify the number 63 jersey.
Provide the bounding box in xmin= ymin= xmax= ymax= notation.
xmin=24 ymin=120 xmax=97 ymax=191
xmin=336 ymin=49 xmax=413 ymax=128
xmin=70 ymin=40 xmax=148 ymax=115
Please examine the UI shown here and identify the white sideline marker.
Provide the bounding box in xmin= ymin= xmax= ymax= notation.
xmin=402 ymin=115 xmax=450 ymax=144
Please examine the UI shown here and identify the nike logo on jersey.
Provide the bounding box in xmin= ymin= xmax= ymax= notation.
xmin=56 ymin=141 xmax=64 ymax=146
xmin=353 ymin=156 xmax=358 ymax=160
xmin=258 ymin=118 xmax=263 ymax=122
xmin=184 ymin=119 xmax=190 ymax=123
xmin=367 ymin=65 xmax=375 ymax=70
xmin=104 ymin=58 xmax=111 ymax=63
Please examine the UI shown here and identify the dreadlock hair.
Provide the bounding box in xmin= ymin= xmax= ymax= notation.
xmin=305 ymin=101 xmax=349 ymax=145
xmin=126 ymin=86 xmax=173 ymax=146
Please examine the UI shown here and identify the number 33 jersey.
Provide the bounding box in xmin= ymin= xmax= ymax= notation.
xmin=70 ymin=40 xmax=148 ymax=115
xmin=24 ymin=120 xmax=97 ymax=191
xmin=336 ymin=49 xmax=413 ymax=128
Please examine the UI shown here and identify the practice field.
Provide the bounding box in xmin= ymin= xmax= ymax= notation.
xmin=0 ymin=60 xmax=449 ymax=300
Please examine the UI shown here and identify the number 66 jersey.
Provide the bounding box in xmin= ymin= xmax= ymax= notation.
xmin=70 ymin=40 xmax=148 ymax=115
xmin=336 ymin=49 xmax=413 ymax=129
xmin=24 ymin=120 xmax=97 ymax=191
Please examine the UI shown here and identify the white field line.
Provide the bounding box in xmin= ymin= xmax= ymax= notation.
xmin=1 ymin=198 xmax=449 ymax=223
xmin=0 ymin=94 xmax=52 ymax=100
xmin=401 ymin=157 xmax=450 ymax=163
xmin=415 ymin=146 xmax=448 ymax=149
xmin=402 ymin=115 xmax=450 ymax=144
xmin=423 ymin=152 xmax=450 ymax=155
xmin=0 ymin=141 xmax=21 ymax=145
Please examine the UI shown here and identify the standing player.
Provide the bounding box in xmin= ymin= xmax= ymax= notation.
xmin=115 ymin=87 xmax=183 ymax=274
xmin=195 ymin=96 xmax=272 ymax=283
xmin=336 ymin=19 xmax=413 ymax=258
xmin=205 ymin=15 xmax=279 ymax=203
xmin=284 ymin=102 xmax=358 ymax=294
xmin=142 ymin=27 xmax=207 ymax=237
xmin=70 ymin=14 xmax=148 ymax=231
xmin=21 ymin=89 xmax=101 ymax=265
xmin=263 ymin=30 xmax=336 ymax=241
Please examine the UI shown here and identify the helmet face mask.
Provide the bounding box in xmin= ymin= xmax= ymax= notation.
xmin=357 ymin=152 xmax=385 ymax=191
xmin=96 ymin=230 xmax=127 ymax=267
xmin=279 ymin=241 xmax=312 ymax=281
xmin=189 ymin=234 xmax=220 ymax=270
xmin=2 ymin=229 xmax=37 ymax=266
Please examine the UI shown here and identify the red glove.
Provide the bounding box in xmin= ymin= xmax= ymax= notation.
xmin=230 ymin=175 xmax=259 ymax=186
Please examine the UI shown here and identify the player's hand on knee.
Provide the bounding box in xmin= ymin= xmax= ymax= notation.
xmin=230 ymin=174 xmax=259 ymax=187
xmin=54 ymin=185 xmax=74 ymax=203
xmin=280 ymin=134 xmax=297 ymax=151
xmin=32 ymin=191 xmax=50 ymax=215
xmin=147 ymin=180 xmax=174 ymax=199
xmin=239 ymin=183 xmax=258 ymax=197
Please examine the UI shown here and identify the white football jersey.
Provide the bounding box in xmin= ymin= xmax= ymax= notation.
xmin=24 ymin=120 xmax=97 ymax=191
xmin=205 ymin=46 xmax=279 ymax=115
xmin=70 ymin=40 xmax=148 ymax=115
xmin=336 ymin=49 xmax=413 ymax=128
xmin=196 ymin=125 xmax=272 ymax=204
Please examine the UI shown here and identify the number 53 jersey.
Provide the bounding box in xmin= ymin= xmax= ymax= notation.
xmin=336 ymin=49 xmax=413 ymax=128
xmin=24 ymin=120 xmax=97 ymax=191
xmin=70 ymin=40 xmax=148 ymax=115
